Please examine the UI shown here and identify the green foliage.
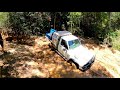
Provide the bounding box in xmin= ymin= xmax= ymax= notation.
xmin=8 ymin=12 xmax=50 ymax=44
xmin=0 ymin=12 xmax=9 ymax=27
xmin=111 ymin=30 xmax=120 ymax=50
xmin=50 ymin=12 xmax=69 ymax=30
xmin=9 ymin=12 xmax=50 ymax=36
xmin=7 ymin=12 xmax=120 ymax=50
xmin=79 ymin=12 xmax=120 ymax=48
xmin=110 ymin=12 xmax=120 ymax=30
xmin=80 ymin=12 xmax=109 ymax=41
xmin=67 ymin=12 xmax=82 ymax=34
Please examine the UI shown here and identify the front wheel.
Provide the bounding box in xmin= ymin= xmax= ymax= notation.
xmin=68 ymin=59 xmax=79 ymax=69
xmin=80 ymin=69 xmax=86 ymax=72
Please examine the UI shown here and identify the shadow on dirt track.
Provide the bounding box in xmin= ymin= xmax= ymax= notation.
xmin=0 ymin=37 xmax=113 ymax=78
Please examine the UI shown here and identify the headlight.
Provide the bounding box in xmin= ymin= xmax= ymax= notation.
xmin=92 ymin=56 xmax=95 ymax=60
xmin=91 ymin=56 xmax=95 ymax=63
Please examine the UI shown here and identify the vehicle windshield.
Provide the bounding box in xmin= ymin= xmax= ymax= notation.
xmin=68 ymin=39 xmax=81 ymax=49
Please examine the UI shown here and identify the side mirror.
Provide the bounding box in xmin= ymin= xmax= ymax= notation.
xmin=63 ymin=48 xmax=66 ymax=51
xmin=63 ymin=47 xmax=67 ymax=51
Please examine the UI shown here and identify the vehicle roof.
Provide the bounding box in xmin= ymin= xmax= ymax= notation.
xmin=61 ymin=35 xmax=79 ymax=41
xmin=56 ymin=31 xmax=72 ymax=36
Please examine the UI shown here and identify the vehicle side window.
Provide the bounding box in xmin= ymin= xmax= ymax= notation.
xmin=61 ymin=39 xmax=68 ymax=49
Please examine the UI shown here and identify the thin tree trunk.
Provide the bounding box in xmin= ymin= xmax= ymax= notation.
xmin=107 ymin=12 xmax=111 ymax=45
xmin=108 ymin=12 xmax=111 ymax=30
xmin=79 ymin=17 xmax=80 ymax=29
xmin=54 ymin=13 xmax=56 ymax=29
xmin=71 ymin=21 xmax=72 ymax=32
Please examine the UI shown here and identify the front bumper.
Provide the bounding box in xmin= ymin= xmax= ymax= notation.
xmin=80 ymin=56 xmax=95 ymax=72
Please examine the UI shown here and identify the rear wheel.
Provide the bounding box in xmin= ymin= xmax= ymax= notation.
xmin=49 ymin=43 xmax=56 ymax=51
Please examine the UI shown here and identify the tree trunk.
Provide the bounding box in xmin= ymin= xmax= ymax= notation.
xmin=108 ymin=12 xmax=111 ymax=30
xmin=54 ymin=13 xmax=56 ymax=29
xmin=107 ymin=12 xmax=112 ymax=46
xmin=71 ymin=21 xmax=72 ymax=32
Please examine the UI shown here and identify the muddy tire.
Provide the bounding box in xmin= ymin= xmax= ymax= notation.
xmin=68 ymin=59 xmax=79 ymax=69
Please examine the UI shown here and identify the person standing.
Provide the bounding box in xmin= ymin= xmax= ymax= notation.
xmin=0 ymin=31 xmax=5 ymax=53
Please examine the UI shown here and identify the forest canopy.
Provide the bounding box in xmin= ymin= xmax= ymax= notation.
xmin=0 ymin=12 xmax=120 ymax=50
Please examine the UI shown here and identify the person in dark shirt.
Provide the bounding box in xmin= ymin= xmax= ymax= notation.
xmin=0 ymin=31 xmax=5 ymax=52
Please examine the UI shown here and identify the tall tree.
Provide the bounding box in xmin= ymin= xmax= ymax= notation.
xmin=50 ymin=12 xmax=69 ymax=31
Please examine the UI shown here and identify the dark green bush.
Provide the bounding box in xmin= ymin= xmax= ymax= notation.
xmin=9 ymin=12 xmax=50 ymax=35
xmin=8 ymin=12 xmax=50 ymax=44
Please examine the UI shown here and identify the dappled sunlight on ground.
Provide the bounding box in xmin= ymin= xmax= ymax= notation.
xmin=79 ymin=37 xmax=120 ymax=78
xmin=0 ymin=36 xmax=115 ymax=78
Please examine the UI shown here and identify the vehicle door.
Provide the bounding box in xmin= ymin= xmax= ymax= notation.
xmin=58 ymin=39 xmax=68 ymax=58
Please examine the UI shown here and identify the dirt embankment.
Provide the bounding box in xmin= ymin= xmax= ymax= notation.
xmin=80 ymin=37 xmax=120 ymax=78
xmin=0 ymin=36 xmax=117 ymax=78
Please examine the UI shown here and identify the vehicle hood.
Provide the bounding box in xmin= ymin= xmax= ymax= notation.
xmin=68 ymin=45 xmax=94 ymax=67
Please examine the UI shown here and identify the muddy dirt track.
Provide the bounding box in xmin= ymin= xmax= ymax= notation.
xmin=0 ymin=36 xmax=119 ymax=78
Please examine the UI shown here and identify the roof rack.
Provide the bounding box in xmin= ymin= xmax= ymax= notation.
xmin=56 ymin=31 xmax=72 ymax=36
